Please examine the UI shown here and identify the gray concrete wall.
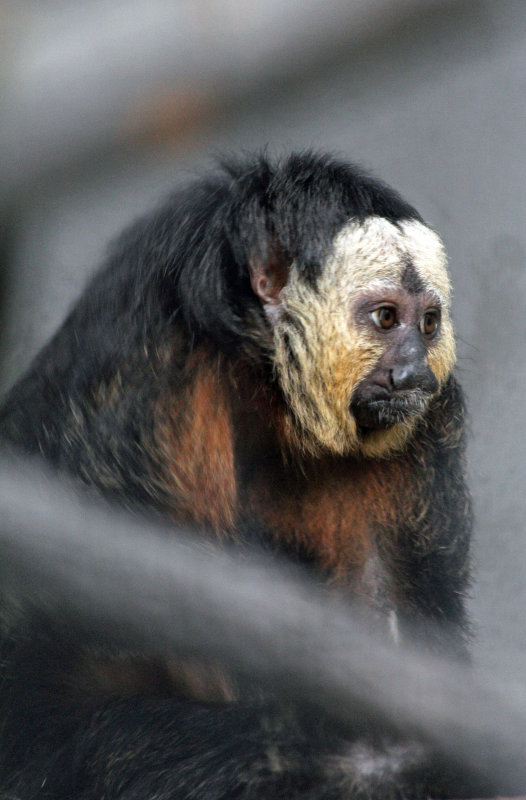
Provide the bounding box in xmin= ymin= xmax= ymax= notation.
xmin=2 ymin=0 xmax=526 ymax=675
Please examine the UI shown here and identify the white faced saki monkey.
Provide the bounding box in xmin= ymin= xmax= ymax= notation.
xmin=0 ymin=152 xmax=476 ymax=800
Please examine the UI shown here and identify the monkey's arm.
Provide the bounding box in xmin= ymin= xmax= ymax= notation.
xmin=2 ymin=687 xmax=461 ymax=800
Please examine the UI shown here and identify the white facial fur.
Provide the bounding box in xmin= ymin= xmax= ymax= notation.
xmin=271 ymin=216 xmax=456 ymax=458
xmin=323 ymin=217 xmax=451 ymax=307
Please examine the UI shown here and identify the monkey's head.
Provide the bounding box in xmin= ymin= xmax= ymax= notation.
xmin=243 ymin=157 xmax=455 ymax=459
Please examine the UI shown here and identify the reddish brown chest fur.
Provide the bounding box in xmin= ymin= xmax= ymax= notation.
xmin=155 ymin=352 xmax=418 ymax=585
xmin=154 ymin=351 xmax=238 ymax=534
xmin=241 ymin=454 xmax=414 ymax=581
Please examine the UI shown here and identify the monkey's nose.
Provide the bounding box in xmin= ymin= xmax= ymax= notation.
xmin=389 ymin=363 xmax=438 ymax=393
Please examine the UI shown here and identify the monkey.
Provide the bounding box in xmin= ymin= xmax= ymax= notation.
xmin=0 ymin=152 xmax=474 ymax=798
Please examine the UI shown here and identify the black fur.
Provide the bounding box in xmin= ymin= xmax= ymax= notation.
xmin=0 ymin=153 xmax=421 ymax=493
xmin=0 ymin=152 xmax=473 ymax=799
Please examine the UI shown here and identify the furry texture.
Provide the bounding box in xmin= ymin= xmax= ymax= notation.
xmin=271 ymin=216 xmax=455 ymax=457
xmin=0 ymin=151 xmax=472 ymax=799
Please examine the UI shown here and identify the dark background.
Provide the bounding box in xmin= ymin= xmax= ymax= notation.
xmin=1 ymin=0 xmax=525 ymax=679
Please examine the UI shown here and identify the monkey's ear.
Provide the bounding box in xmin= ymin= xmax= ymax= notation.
xmin=249 ymin=253 xmax=289 ymax=307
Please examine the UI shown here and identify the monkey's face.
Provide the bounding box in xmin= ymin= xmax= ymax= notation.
xmin=252 ymin=217 xmax=455 ymax=459
xmin=349 ymin=284 xmax=443 ymax=439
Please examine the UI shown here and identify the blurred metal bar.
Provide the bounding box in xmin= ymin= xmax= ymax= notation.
xmin=1 ymin=455 xmax=526 ymax=794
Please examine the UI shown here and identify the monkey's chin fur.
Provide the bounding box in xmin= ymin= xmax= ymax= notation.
xmin=282 ymin=400 xmax=422 ymax=462
xmin=353 ymin=414 xmax=421 ymax=460
xmin=351 ymin=391 xmax=429 ymax=432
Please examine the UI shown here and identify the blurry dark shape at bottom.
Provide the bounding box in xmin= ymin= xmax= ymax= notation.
xmin=0 ymin=456 xmax=525 ymax=799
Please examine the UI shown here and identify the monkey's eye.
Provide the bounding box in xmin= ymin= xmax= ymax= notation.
xmin=371 ymin=306 xmax=397 ymax=330
xmin=419 ymin=309 xmax=440 ymax=337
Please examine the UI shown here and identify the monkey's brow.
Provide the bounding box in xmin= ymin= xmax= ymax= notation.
xmin=351 ymin=279 xmax=400 ymax=293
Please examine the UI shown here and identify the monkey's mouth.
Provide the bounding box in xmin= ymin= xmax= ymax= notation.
xmin=350 ymin=392 xmax=427 ymax=431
